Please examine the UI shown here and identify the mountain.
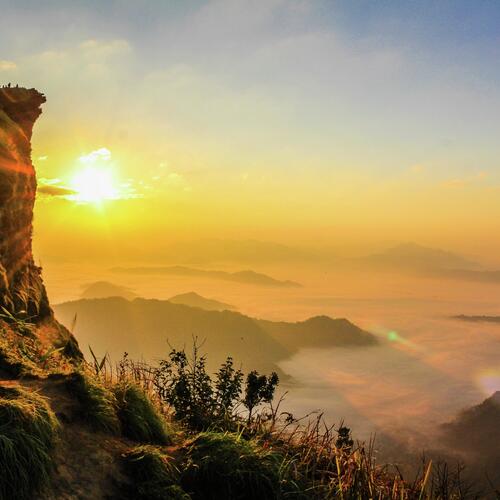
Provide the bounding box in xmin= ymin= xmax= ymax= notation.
xmin=357 ymin=243 xmax=500 ymax=285
xmin=53 ymin=297 xmax=376 ymax=375
xmin=441 ymin=392 xmax=500 ymax=482
xmin=81 ymin=284 xmax=237 ymax=311
xmin=453 ymin=315 xmax=500 ymax=323
xmin=112 ymin=265 xmax=302 ymax=288
xmin=168 ymin=292 xmax=237 ymax=311
xmin=360 ymin=243 xmax=480 ymax=272
xmin=80 ymin=281 xmax=137 ymax=300
xmin=437 ymin=268 xmax=500 ymax=284
xmin=258 ymin=315 xmax=377 ymax=350
xmin=442 ymin=391 xmax=500 ymax=452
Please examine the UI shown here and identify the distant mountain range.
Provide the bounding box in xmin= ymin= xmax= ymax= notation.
xmin=453 ymin=315 xmax=500 ymax=323
xmin=111 ymin=265 xmax=302 ymax=288
xmin=357 ymin=243 xmax=500 ymax=285
xmin=359 ymin=243 xmax=480 ymax=271
xmin=168 ymin=292 xmax=237 ymax=311
xmin=53 ymin=297 xmax=376 ymax=376
xmin=78 ymin=283 xmax=238 ymax=312
xmin=80 ymin=281 xmax=137 ymax=300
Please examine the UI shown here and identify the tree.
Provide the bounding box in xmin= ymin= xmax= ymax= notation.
xmin=243 ymin=371 xmax=279 ymax=423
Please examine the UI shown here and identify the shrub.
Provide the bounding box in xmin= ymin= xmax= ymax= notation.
xmin=65 ymin=371 xmax=120 ymax=434
xmin=180 ymin=432 xmax=285 ymax=500
xmin=122 ymin=445 xmax=190 ymax=499
xmin=0 ymin=385 xmax=58 ymax=499
xmin=114 ymin=382 xmax=172 ymax=444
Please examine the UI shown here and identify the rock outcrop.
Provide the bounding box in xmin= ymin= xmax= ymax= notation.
xmin=0 ymin=87 xmax=48 ymax=316
xmin=0 ymin=86 xmax=81 ymax=367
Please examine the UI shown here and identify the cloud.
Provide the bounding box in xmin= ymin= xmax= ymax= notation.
xmin=37 ymin=178 xmax=77 ymax=198
xmin=79 ymin=39 xmax=131 ymax=58
xmin=79 ymin=147 xmax=112 ymax=164
xmin=0 ymin=60 xmax=17 ymax=71
xmin=441 ymin=171 xmax=488 ymax=189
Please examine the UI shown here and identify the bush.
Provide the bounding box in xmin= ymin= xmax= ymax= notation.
xmin=181 ymin=432 xmax=285 ymax=500
xmin=122 ymin=445 xmax=190 ymax=499
xmin=65 ymin=371 xmax=120 ymax=434
xmin=0 ymin=385 xmax=58 ymax=499
xmin=114 ymin=382 xmax=172 ymax=445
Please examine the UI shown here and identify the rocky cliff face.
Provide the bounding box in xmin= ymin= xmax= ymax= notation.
xmin=0 ymin=87 xmax=49 ymax=317
xmin=0 ymin=86 xmax=81 ymax=368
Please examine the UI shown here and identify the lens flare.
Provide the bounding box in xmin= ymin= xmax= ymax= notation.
xmin=476 ymin=369 xmax=500 ymax=396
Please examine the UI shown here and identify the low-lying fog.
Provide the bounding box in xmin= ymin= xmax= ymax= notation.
xmin=42 ymin=260 xmax=500 ymax=451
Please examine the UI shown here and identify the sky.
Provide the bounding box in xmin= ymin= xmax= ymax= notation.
xmin=1 ymin=0 xmax=500 ymax=263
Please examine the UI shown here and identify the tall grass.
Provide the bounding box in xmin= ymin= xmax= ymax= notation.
xmin=65 ymin=371 xmax=120 ymax=434
xmin=181 ymin=431 xmax=287 ymax=500
xmin=114 ymin=381 xmax=173 ymax=445
xmin=0 ymin=385 xmax=58 ymax=500
xmin=122 ymin=445 xmax=188 ymax=500
xmin=85 ymin=348 xmax=487 ymax=499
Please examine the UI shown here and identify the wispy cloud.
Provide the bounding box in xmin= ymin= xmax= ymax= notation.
xmin=0 ymin=60 xmax=17 ymax=71
xmin=37 ymin=178 xmax=77 ymax=198
xmin=79 ymin=147 xmax=111 ymax=164
xmin=441 ymin=171 xmax=488 ymax=189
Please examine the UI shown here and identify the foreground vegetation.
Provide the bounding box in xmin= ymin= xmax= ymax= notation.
xmin=89 ymin=344 xmax=487 ymax=499
xmin=0 ymin=385 xmax=58 ymax=499
xmin=0 ymin=331 xmax=495 ymax=499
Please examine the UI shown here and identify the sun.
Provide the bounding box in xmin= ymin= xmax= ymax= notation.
xmin=70 ymin=166 xmax=119 ymax=203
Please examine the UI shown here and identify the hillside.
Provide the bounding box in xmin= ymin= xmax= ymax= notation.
xmin=441 ymin=392 xmax=500 ymax=483
xmin=54 ymin=297 xmax=377 ymax=375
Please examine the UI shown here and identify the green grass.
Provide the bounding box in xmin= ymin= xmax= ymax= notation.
xmin=114 ymin=382 xmax=173 ymax=445
xmin=65 ymin=371 xmax=120 ymax=434
xmin=0 ymin=329 xmax=43 ymax=377
xmin=122 ymin=445 xmax=190 ymax=499
xmin=180 ymin=432 xmax=286 ymax=500
xmin=0 ymin=385 xmax=58 ymax=500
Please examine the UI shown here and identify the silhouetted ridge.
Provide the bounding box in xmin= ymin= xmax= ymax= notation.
xmin=168 ymin=291 xmax=237 ymax=311
xmin=54 ymin=297 xmax=377 ymax=374
xmin=112 ymin=265 xmax=302 ymax=287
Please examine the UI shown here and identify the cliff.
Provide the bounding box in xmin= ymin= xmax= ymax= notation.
xmin=0 ymin=86 xmax=81 ymax=373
